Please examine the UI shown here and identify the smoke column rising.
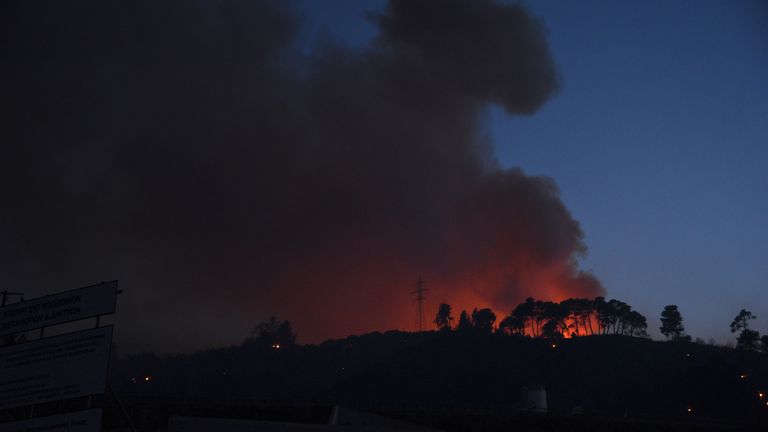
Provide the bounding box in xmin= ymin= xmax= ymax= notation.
xmin=0 ymin=0 xmax=603 ymax=352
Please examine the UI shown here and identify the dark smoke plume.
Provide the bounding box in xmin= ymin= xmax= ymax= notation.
xmin=0 ymin=0 xmax=602 ymax=352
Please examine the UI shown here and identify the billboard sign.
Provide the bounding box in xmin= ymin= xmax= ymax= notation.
xmin=0 ymin=326 xmax=113 ymax=409
xmin=1 ymin=409 xmax=102 ymax=432
xmin=0 ymin=281 xmax=117 ymax=336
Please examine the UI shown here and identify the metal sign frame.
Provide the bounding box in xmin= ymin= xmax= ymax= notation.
xmin=0 ymin=281 xmax=118 ymax=336
xmin=0 ymin=409 xmax=102 ymax=431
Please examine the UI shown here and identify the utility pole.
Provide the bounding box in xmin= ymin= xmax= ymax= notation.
xmin=413 ymin=277 xmax=427 ymax=332
xmin=1 ymin=290 xmax=24 ymax=307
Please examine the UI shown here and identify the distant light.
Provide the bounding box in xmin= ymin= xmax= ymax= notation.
xmin=685 ymin=353 xmax=690 ymax=358
xmin=272 ymin=343 xmax=281 ymax=349
xmin=759 ymin=392 xmax=764 ymax=399
xmin=687 ymin=408 xmax=692 ymax=413
xmin=551 ymin=343 xmax=557 ymax=348
xmin=740 ymin=374 xmax=746 ymax=379
xmin=144 ymin=376 xmax=151 ymax=382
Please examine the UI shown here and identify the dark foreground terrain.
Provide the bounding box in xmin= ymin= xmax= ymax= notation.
xmin=39 ymin=332 xmax=768 ymax=430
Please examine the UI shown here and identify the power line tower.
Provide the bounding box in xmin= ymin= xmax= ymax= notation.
xmin=413 ymin=277 xmax=428 ymax=332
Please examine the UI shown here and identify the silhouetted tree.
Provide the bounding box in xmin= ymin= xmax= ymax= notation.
xmin=434 ymin=303 xmax=454 ymax=331
xmin=615 ymin=300 xmax=633 ymax=334
xmin=660 ymin=305 xmax=686 ymax=341
xmin=731 ymin=309 xmax=758 ymax=350
xmin=512 ymin=297 xmax=537 ymax=337
xmin=471 ymin=308 xmax=496 ymax=333
xmin=456 ymin=310 xmax=473 ymax=332
xmin=541 ymin=301 xmax=567 ymax=338
xmin=559 ymin=298 xmax=578 ymax=336
xmin=593 ymin=297 xmax=609 ymax=334
xmin=730 ymin=309 xmax=756 ymax=333
xmin=532 ymin=300 xmax=548 ymax=336
xmin=561 ymin=298 xmax=592 ymax=336
xmin=246 ymin=316 xmax=296 ymax=347
xmin=576 ymin=298 xmax=596 ymax=335
xmin=626 ymin=310 xmax=648 ymax=337
xmin=579 ymin=297 xmax=644 ymax=337
xmin=600 ymin=299 xmax=625 ymax=334
xmin=504 ymin=296 xmax=645 ymax=339
xmin=541 ymin=319 xmax=563 ymax=339
xmin=498 ymin=313 xmax=525 ymax=336
xmin=761 ymin=335 xmax=768 ymax=352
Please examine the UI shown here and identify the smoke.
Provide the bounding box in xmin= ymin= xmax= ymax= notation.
xmin=0 ymin=0 xmax=602 ymax=352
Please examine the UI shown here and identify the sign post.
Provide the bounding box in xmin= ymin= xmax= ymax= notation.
xmin=0 ymin=281 xmax=120 ymax=431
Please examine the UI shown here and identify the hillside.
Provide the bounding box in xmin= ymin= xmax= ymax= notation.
xmin=110 ymin=331 xmax=768 ymax=429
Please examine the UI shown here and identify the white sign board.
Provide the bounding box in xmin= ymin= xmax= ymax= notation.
xmin=1 ymin=409 xmax=102 ymax=432
xmin=0 ymin=281 xmax=117 ymax=336
xmin=0 ymin=326 xmax=112 ymax=409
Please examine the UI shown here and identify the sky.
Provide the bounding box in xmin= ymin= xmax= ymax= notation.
xmin=498 ymin=1 xmax=768 ymax=343
xmin=296 ymin=0 xmax=768 ymax=343
xmin=2 ymin=0 xmax=767 ymax=352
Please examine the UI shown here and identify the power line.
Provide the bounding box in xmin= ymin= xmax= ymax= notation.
xmin=413 ymin=277 xmax=428 ymax=332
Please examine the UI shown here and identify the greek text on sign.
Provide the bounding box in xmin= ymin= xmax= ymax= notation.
xmin=0 ymin=326 xmax=112 ymax=409
xmin=0 ymin=281 xmax=117 ymax=336
xmin=1 ymin=409 xmax=102 ymax=432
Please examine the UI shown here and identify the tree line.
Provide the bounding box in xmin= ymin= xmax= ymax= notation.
xmin=244 ymin=301 xmax=767 ymax=353
xmin=434 ymin=297 xmax=648 ymax=339
xmin=654 ymin=305 xmax=768 ymax=351
xmin=434 ymin=298 xmax=768 ymax=351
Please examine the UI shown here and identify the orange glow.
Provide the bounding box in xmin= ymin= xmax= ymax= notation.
xmin=258 ymin=242 xmax=604 ymax=343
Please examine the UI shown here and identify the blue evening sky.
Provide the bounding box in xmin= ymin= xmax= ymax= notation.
xmin=296 ymin=0 xmax=768 ymax=343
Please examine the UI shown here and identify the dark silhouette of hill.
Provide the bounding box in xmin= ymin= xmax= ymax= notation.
xmin=111 ymin=331 xmax=768 ymax=429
